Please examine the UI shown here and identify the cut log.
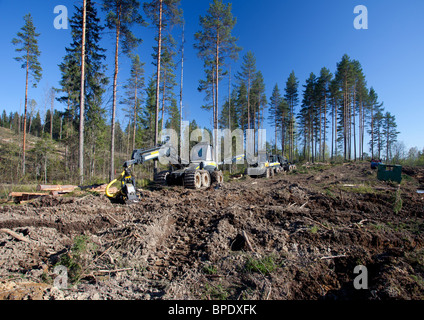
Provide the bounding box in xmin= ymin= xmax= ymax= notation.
xmin=0 ymin=228 xmax=32 ymax=243
xmin=36 ymin=185 xmax=78 ymax=192
xmin=8 ymin=192 xmax=48 ymax=203
xmin=88 ymin=184 xmax=118 ymax=194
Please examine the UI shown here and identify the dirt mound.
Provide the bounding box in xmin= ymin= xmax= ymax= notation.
xmin=0 ymin=163 xmax=423 ymax=300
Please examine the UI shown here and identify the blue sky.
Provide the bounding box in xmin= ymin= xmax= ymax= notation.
xmin=0 ymin=0 xmax=423 ymax=152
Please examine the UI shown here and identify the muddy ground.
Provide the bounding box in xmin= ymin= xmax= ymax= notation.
xmin=0 ymin=162 xmax=423 ymax=300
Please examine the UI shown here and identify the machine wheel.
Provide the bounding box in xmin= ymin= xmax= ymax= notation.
xmin=184 ymin=170 xmax=202 ymax=189
xmin=211 ymin=171 xmax=224 ymax=184
xmin=154 ymin=171 xmax=170 ymax=185
xmin=201 ymin=171 xmax=211 ymax=188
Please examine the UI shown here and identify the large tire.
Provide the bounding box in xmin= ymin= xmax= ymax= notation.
xmin=211 ymin=171 xmax=224 ymax=184
xmin=201 ymin=171 xmax=211 ymax=188
xmin=154 ymin=171 xmax=170 ymax=185
xmin=184 ymin=170 xmax=202 ymax=189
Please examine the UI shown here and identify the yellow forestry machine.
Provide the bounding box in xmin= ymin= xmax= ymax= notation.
xmin=106 ymin=142 xmax=227 ymax=204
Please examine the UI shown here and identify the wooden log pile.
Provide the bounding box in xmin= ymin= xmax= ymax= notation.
xmin=8 ymin=192 xmax=47 ymax=204
xmin=7 ymin=184 xmax=118 ymax=203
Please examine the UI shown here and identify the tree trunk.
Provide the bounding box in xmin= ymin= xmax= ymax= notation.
xmin=110 ymin=5 xmax=121 ymax=181
xmin=154 ymin=0 xmax=163 ymax=175
xmin=161 ymin=70 xmax=167 ymax=132
xmin=215 ymin=34 xmax=220 ymax=162
xmin=133 ymin=74 xmax=137 ymax=152
xmin=78 ymin=0 xmax=87 ymax=186
xmin=50 ymin=90 xmax=54 ymax=139
xmin=323 ymin=95 xmax=327 ymax=161
xmin=22 ymin=56 xmax=29 ymax=176
xmin=179 ymin=24 xmax=184 ymax=159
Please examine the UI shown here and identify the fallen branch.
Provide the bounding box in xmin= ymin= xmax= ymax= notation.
xmin=320 ymin=254 xmax=347 ymax=260
xmin=95 ymin=268 xmax=133 ymax=274
xmin=242 ymin=230 xmax=255 ymax=252
xmin=0 ymin=228 xmax=31 ymax=243
xmin=300 ymin=202 xmax=308 ymax=209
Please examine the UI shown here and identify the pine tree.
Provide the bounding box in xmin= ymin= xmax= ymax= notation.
xmin=219 ymin=88 xmax=238 ymax=130
xmin=268 ymin=84 xmax=283 ymax=154
xmin=372 ymin=109 xmax=384 ymax=160
xmin=298 ymin=73 xmax=317 ymax=162
xmin=103 ymin=0 xmax=145 ymax=180
xmin=367 ymin=87 xmax=383 ymax=158
xmin=316 ymin=67 xmax=332 ymax=161
xmin=334 ymin=54 xmax=354 ymax=160
xmin=12 ymin=13 xmax=42 ymax=176
xmin=382 ymin=112 xmax=399 ymax=163
xmin=144 ymin=0 xmax=182 ymax=174
xmin=152 ymin=33 xmax=178 ymax=132
xmin=236 ymin=51 xmax=256 ymax=131
xmin=58 ymin=0 xmax=109 ymax=180
xmin=284 ymin=71 xmax=299 ymax=163
xmin=249 ymin=71 xmax=266 ymax=153
xmin=194 ymin=0 xmax=241 ymax=161
xmin=120 ymin=54 xmax=145 ymax=152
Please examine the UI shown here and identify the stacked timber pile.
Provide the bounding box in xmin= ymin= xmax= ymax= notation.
xmin=8 ymin=184 xmax=118 ymax=203
xmin=37 ymin=185 xmax=79 ymax=196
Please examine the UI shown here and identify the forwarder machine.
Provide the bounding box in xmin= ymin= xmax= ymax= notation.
xmin=246 ymin=152 xmax=281 ymax=179
xmin=106 ymin=142 xmax=225 ymax=204
xmin=269 ymin=154 xmax=296 ymax=173
xmin=154 ymin=142 xmax=224 ymax=190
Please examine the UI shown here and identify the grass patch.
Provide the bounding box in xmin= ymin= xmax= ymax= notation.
xmin=203 ymin=264 xmax=218 ymax=275
xmin=339 ymin=184 xmax=376 ymax=194
xmin=202 ymin=283 xmax=230 ymax=300
xmin=245 ymin=255 xmax=279 ymax=275
xmin=310 ymin=225 xmax=319 ymax=234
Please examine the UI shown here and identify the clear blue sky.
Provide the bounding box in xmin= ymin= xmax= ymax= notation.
xmin=0 ymin=0 xmax=423 ymax=152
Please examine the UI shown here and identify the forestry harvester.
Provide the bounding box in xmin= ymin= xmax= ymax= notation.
xmin=105 ymin=142 xmax=225 ymax=204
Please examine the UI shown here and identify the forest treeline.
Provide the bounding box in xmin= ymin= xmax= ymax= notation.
xmin=1 ymin=0 xmax=420 ymax=185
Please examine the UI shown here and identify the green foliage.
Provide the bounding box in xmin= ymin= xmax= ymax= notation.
xmin=310 ymin=225 xmax=319 ymax=234
xmin=245 ymin=255 xmax=278 ymax=275
xmin=202 ymin=283 xmax=229 ymax=300
xmin=57 ymin=235 xmax=97 ymax=284
xmin=102 ymin=0 xmax=145 ymax=54
xmin=194 ymin=0 xmax=241 ymax=131
xmin=12 ymin=13 xmax=42 ymax=87
xmin=393 ymin=188 xmax=403 ymax=214
xmin=203 ymin=264 xmax=218 ymax=275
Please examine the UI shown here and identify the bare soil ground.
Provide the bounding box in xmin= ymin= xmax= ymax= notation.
xmin=0 ymin=162 xmax=423 ymax=300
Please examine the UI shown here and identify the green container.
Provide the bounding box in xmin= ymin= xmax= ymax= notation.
xmin=377 ymin=164 xmax=402 ymax=183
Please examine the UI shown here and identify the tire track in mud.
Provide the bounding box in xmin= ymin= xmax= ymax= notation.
xmin=0 ymin=216 xmax=113 ymax=235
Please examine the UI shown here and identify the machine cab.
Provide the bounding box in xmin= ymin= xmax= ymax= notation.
xmin=191 ymin=143 xmax=214 ymax=163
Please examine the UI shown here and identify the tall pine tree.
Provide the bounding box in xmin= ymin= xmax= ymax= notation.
xmin=194 ymin=0 xmax=241 ymax=160
xmin=12 ymin=13 xmax=42 ymax=176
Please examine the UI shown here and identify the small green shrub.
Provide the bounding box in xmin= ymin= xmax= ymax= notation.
xmin=393 ymin=188 xmax=403 ymax=214
xmin=310 ymin=225 xmax=319 ymax=234
xmin=202 ymin=283 xmax=229 ymax=300
xmin=203 ymin=264 xmax=218 ymax=275
xmin=245 ymin=255 xmax=278 ymax=275
xmin=57 ymin=235 xmax=96 ymax=283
